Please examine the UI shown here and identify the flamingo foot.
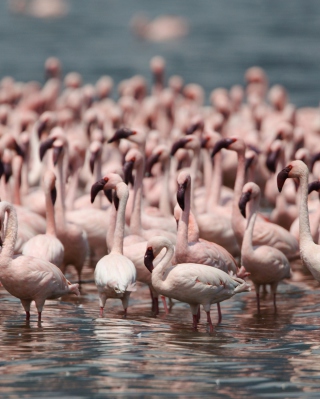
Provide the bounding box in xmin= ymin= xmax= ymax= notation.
xmin=206 ymin=311 xmax=214 ymax=333
xmin=99 ymin=307 xmax=104 ymax=317
xmin=196 ymin=307 xmax=201 ymax=323
xmin=217 ymin=303 xmax=222 ymax=324
xmin=123 ymin=308 xmax=127 ymax=319
xmin=38 ymin=312 xmax=42 ymax=322
xmin=161 ymin=296 xmax=169 ymax=314
xmin=26 ymin=311 xmax=30 ymax=321
xmin=192 ymin=314 xmax=198 ymax=331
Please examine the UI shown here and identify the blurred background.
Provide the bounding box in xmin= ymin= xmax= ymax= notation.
xmin=1 ymin=0 xmax=319 ymax=106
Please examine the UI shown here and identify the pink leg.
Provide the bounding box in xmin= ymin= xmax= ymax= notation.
xmin=192 ymin=314 xmax=198 ymax=331
xmin=196 ymin=307 xmax=201 ymax=322
xmin=149 ymin=287 xmax=155 ymax=313
xmin=206 ymin=311 xmax=214 ymax=333
xmin=123 ymin=308 xmax=127 ymax=319
xmin=256 ymin=292 xmax=261 ymax=314
xmin=161 ymin=296 xmax=169 ymax=314
xmin=153 ymin=297 xmax=159 ymax=315
xmin=273 ymin=293 xmax=277 ymax=313
xmin=38 ymin=312 xmax=42 ymax=322
xmin=26 ymin=311 xmax=30 ymax=321
xmin=99 ymin=307 xmax=104 ymax=317
xmin=217 ymin=303 xmax=222 ymax=324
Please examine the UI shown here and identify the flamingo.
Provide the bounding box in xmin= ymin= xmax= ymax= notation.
xmin=22 ymin=170 xmax=64 ymax=268
xmin=144 ymin=236 xmax=250 ymax=332
xmin=239 ymin=182 xmax=290 ymax=313
xmin=92 ymin=174 xmax=136 ymax=318
xmin=277 ymin=160 xmax=320 ymax=282
xmin=0 ymin=201 xmax=79 ymax=321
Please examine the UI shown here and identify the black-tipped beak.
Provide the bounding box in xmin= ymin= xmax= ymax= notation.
xmin=104 ymin=188 xmax=113 ymax=203
xmin=308 ymin=180 xmax=320 ymax=195
xmin=277 ymin=166 xmax=292 ymax=192
xmin=145 ymin=153 xmax=161 ymax=177
xmin=0 ymin=160 xmax=4 ymax=179
xmin=89 ymin=151 xmax=98 ymax=174
xmin=310 ymin=153 xmax=320 ymax=172
xmin=171 ymin=138 xmax=189 ymax=156
xmin=186 ymin=121 xmax=203 ymax=135
xmin=39 ymin=137 xmax=56 ymax=161
xmin=91 ymin=178 xmax=106 ymax=203
xmin=53 ymin=146 xmax=63 ymax=165
xmin=123 ymin=160 xmax=135 ymax=186
xmin=144 ymin=247 xmax=155 ymax=273
xmin=108 ymin=127 xmax=135 ymax=143
xmin=113 ymin=191 xmax=119 ymax=211
xmin=3 ymin=162 xmax=12 ymax=183
xmin=211 ymin=138 xmax=236 ymax=158
xmin=51 ymin=186 xmax=57 ymax=206
xmin=238 ymin=191 xmax=252 ymax=218
xmin=266 ymin=148 xmax=280 ymax=173
xmin=201 ymin=137 xmax=209 ymax=148
xmin=177 ymin=183 xmax=186 ymax=211
xmin=13 ymin=140 xmax=25 ymax=158
xmin=245 ymin=156 xmax=254 ymax=174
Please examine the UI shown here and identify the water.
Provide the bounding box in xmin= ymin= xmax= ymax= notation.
xmin=1 ymin=1 xmax=320 ymax=106
xmin=1 ymin=261 xmax=320 ymax=398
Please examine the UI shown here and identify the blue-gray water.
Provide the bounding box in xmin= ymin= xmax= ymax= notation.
xmin=1 ymin=262 xmax=320 ymax=398
xmin=1 ymin=0 xmax=320 ymax=107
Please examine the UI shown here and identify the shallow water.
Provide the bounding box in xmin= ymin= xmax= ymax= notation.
xmin=1 ymin=261 xmax=320 ymax=398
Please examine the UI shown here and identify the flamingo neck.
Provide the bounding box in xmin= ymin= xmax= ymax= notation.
xmin=189 ymin=147 xmax=200 ymax=213
xmin=93 ymin=153 xmax=102 ymax=209
xmin=0 ymin=204 xmax=17 ymax=261
xmin=176 ymin=186 xmax=191 ymax=262
xmin=45 ymin=188 xmax=57 ymax=237
xmin=111 ymin=182 xmax=128 ymax=254
xmin=152 ymin=241 xmax=175 ymax=283
xmin=232 ymin=150 xmax=246 ymax=244
xmin=158 ymin=157 xmax=172 ymax=216
xmin=202 ymin=149 xmax=212 ymax=208
xmin=299 ymin=172 xmax=313 ymax=246
xmin=107 ymin=206 xmax=116 ymax=253
xmin=130 ymin=160 xmax=144 ymax=236
xmin=65 ymin=166 xmax=81 ymax=211
xmin=55 ymin=155 xmax=66 ymax=227
xmin=208 ymin=152 xmax=222 ymax=209
xmin=242 ymin=197 xmax=260 ymax=260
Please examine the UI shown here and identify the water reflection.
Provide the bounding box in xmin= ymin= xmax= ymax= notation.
xmin=1 ymin=260 xmax=320 ymax=397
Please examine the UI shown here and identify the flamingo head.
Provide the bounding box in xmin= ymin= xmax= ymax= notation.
xmin=108 ymin=127 xmax=137 ymax=143
xmin=171 ymin=135 xmax=199 ymax=156
xmin=211 ymin=137 xmax=240 ymax=158
xmin=176 ymin=171 xmax=191 ymax=211
xmin=277 ymin=160 xmax=308 ymax=192
xmin=239 ymin=182 xmax=260 ymax=218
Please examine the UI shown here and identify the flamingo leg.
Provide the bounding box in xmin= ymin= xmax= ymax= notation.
xmin=153 ymin=297 xmax=159 ymax=315
xmin=161 ymin=296 xmax=169 ymax=314
xmin=99 ymin=307 xmax=104 ymax=317
xmin=123 ymin=308 xmax=127 ymax=319
xmin=149 ymin=287 xmax=155 ymax=313
xmin=192 ymin=314 xmax=198 ymax=331
xmin=206 ymin=311 xmax=214 ymax=333
xmin=217 ymin=303 xmax=222 ymax=324
xmin=196 ymin=306 xmax=201 ymax=323
xmin=273 ymin=293 xmax=277 ymax=313
xmin=38 ymin=312 xmax=42 ymax=322
xmin=26 ymin=311 xmax=30 ymax=321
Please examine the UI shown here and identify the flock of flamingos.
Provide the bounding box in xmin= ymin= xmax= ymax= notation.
xmin=0 ymin=56 xmax=320 ymax=333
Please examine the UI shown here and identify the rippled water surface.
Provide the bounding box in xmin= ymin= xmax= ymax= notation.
xmin=1 ymin=261 xmax=320 ymax=398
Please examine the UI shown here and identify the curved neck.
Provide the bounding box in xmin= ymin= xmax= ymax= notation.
xmin=232 ymin=150 xmax=246 ymax=243
xmin=0 ymin=204 xmax=17 ymax=261
xmin=299 ymin=172 xmax=313 ymax=246
xmin=242 ymin=197 xmax=259 ymax=260
xmin=152 ymin=242 xmax=175 ymax=281
xmin=158 ymin=157 xmax=172 ymax=216
xmin=130 ymin=160 xmax=145 ymax=235
xmin=208 ymin=153 xmax=222 ymax=209
xmin=111 ymin=182 xmax=128 ymax=254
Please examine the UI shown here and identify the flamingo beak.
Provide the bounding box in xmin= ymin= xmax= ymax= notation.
xmin=89 ymin=151 xmax=98 ymax=174
xmin=113 ymin=191 xmax=120 ymax=211
xmin=310 ymin=152 xmax=320 ymax=172
xmin=238 ymin=191 xmax=252 ymax=218
xmin=171 ymin=138 xmax=189 ymax=156
xmin=123 ymin=160 xmax=135 ymax=186
xmin=245 ymin=156 xmax=254 ymax=174
xmin=144 ymin=247 xmax=155 ymax=273
xmin=186 ymin=121 xmax=203 ymax=135
xmin=3 ymin=162 xmax=12 ymax=183
xmin=91 ymin=178 xmax=107 ymax=203
xmin=277 ymin=166 xmax=292 ymax=192
xmin=0 ymin=160 xmax=4 ymax=179
xmin=104 ymin=188 xmax=113 ymax=204
xmin=39 ymin=137 xmax=56 ymax=161
xmin=53 ymin=145 xmax=63 ymax=165
xmin=177 ymin=183 xmax=186 ymax=211
xmin=211 ymin=138 xmax=236 ymax=158
xmin=145 ymin=153 xmax=161 ymax=177
xmin=266 ymin=148 xmax=280 ymax=173
xmin=308 ymin=181 xmax=320 ymax=195
xmin=37 ymin=120 xmax=47 ymax=138
xmin=13 ymin=140 xmax=25 ymax=159
xmin=108 ymin=127 xmax=135 ymax=143
xmin=51 ymin=186 xmax=57 ymax=206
